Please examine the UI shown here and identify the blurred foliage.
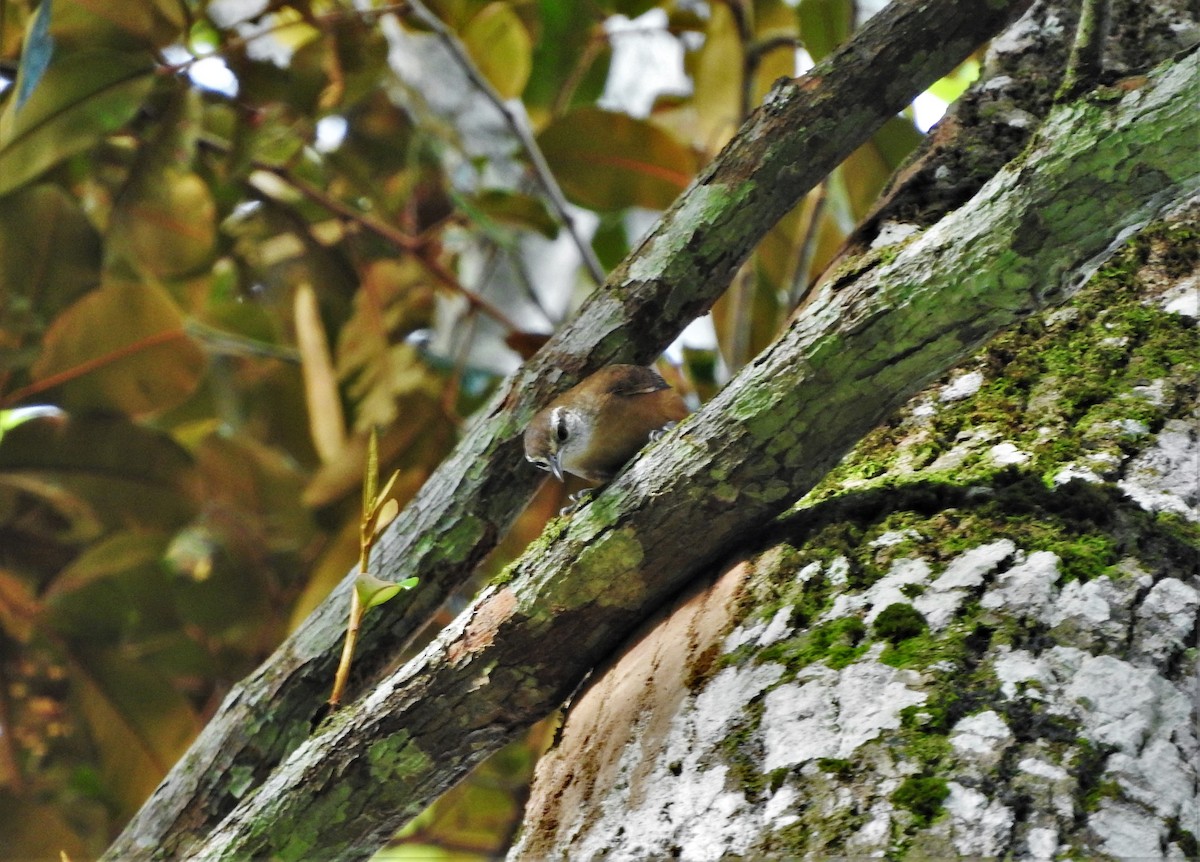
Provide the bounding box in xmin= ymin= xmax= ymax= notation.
xmin=0 ymin=0 xmax=947 ymax=857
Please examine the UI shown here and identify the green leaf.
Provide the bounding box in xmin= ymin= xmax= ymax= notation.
xmin=48 ymin=0 xmax=187 ymax=51
xmin=45 ymin=531 xmax=165 ymax=601
xmin=354 ymin=571 xmax=416 ymax=611
xmin=43 ymin=531 xmax=171 ymax=643
xmin=0 ymin=413 xmax=197 ymax=532
xmin=0 ymin=184 xmax=102 ymax=334
xmin=467 ymin=189 xmax=559 ymax=238
xmin=538 ymin=108 xmax=697 ymax=211
xmin=872 ymin=115 xmax=923 ymax=170
xmin=29 ymin=278 xmax=207 ymax=416
xmin=525 ymin=0 xmax=611 ymax=121
xmin=797 ymin=0 xmax=854 ymax=61
xmin=108 ymin=166 xmax=217 ymax=279
xmin=108 ymin=88 xmax=216 ymax=279
xmin=462 ymin=2 xmax=533 ymax=100
xmin=928 ymin=58 xmax=981 ymax=104
xmin=0 ymin=49 xmax=157 ymax=197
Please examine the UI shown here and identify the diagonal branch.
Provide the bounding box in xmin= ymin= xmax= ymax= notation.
xmin=103 ymin=1 xmax=1039 ymax=857
xmin=187 ymin=50 xmax=1200 ymax=861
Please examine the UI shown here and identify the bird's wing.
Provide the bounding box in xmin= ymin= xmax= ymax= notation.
xmin=605 ymin=366 xmax=670 ymax=398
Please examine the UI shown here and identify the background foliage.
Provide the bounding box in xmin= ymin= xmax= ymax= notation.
xmin=0 ymin=0 xmax=969 ymax=856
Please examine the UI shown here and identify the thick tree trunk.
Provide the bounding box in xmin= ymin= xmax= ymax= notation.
xmin=511 ymin=196 xmax=1200 ymax=861
xmin=510 ymin=1 xmax=1200 ymax=854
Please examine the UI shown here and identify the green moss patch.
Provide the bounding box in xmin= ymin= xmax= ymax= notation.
xmin=892 ymin=775 xmax=950 ymax=825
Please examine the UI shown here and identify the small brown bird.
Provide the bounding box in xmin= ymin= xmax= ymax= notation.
xmin=524 ymin=365 xmax=689 ymax=484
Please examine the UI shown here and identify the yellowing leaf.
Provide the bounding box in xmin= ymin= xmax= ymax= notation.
xmin=0 ymin=50 xmax=156 ymax=197
xmin=109 ymin=167 xmax=217 ymax=278
xmin=463 ymin=2 xmax=533 ymax=100
xmin=0 ymin=567 xmax=41 ymax=642
xmin=71 ymin=650 xmax=199 ymax=818
xmin=373 ymin=498 xmax=399 ymax=536
xmin=30 ymin=279 xmax=206 ymax=416
xmin=538 ymin=108 xmax=697 ymax=211
xmin=53 ymin=0 xmax=187 ymax=50
xmin=690 ymin=1 xmax=743 ymax=153
xmin=840 ymin=118 xmax=922 ymax=219
xmin=374 ymin=470 xmax=401 ymax=516
xmin=338 ymin=261 xmax=438 ymax=432
xmin=0 ymin=801 xmax=87 ymax=862
xmin=750 ymin=0 xmax=800 ymax=107
xmin=294 ymin=282 xmax=346 ymax=464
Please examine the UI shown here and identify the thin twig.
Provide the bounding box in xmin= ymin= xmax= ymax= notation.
xmin=196 ymin=135 xmax=523 ymax=333
xmin=1057 ymin=0 xmax=1111 ymax=101
xmin=788 ymin=184 xmax=829 ymax=310
xmin=400 ymin=0 xmax=608 ymax=287
xmin=160 ymin=3 xmax=412 ymax=78
xmin=552 ymin=25 xmax=608 ymax=118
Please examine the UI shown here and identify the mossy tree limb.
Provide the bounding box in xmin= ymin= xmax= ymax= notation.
xmin=185 ymin=50 xmax=1198 ymax=862
xmin=104 ymin=1 xmax=1039 ymax=858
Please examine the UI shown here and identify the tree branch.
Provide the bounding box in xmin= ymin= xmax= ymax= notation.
xmin=185 ymin=45 xmax=1199 ymax=862
xmin=103 ymin=1 xmax=1039 ymax=857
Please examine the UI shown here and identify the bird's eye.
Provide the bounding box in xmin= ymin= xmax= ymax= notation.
xmin=555 ymin=415 xmax=570 ymax=442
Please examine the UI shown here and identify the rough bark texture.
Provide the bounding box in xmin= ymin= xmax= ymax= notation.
xmin=509 ymin=4 xmax=1200 ymax=855
xmin=172 ymin=49 xmax=1197 ymax=861
xmin=104 ymin=1 xmax=1037 ymax=858
xmin=512 ymin=202 xmax=1200 ymax=860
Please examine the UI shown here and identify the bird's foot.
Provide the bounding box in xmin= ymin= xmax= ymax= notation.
xmin=559 ymin=488 xmax=595 ymax=516
xmin=648 ymin=421 xmax=678 ymax=443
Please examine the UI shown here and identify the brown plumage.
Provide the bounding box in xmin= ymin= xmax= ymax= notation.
xmin=523 ymin=365 xmax=689 ymax=483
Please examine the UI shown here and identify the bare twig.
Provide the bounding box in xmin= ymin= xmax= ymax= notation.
xmin=788 ymin=184 xmax=829 ymax=309
xmin=160 ymin=3 xmax=411 ymax=78
xmin=400 ymin=0 xmax=608 ymax=287
xmin=223 ymin=148 xmax=524 ymax=334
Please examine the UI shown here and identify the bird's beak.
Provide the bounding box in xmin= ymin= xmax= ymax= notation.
xmin=549 ymin=454 xmax=564 ymax=483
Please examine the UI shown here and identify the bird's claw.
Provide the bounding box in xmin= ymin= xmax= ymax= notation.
xmin=559 ymin=489 xmax=595 ymax=516
xmin=648 ymin=421 xmax=678 ymax=443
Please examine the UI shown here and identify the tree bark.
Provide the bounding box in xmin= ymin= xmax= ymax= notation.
xmin=165 ymin=48 xmax=1197 ymax=861
xmin=104 ymin=0 xmax=1039 ymax=857
xmin=512 ymin=197 xmax=1200 ymax=861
